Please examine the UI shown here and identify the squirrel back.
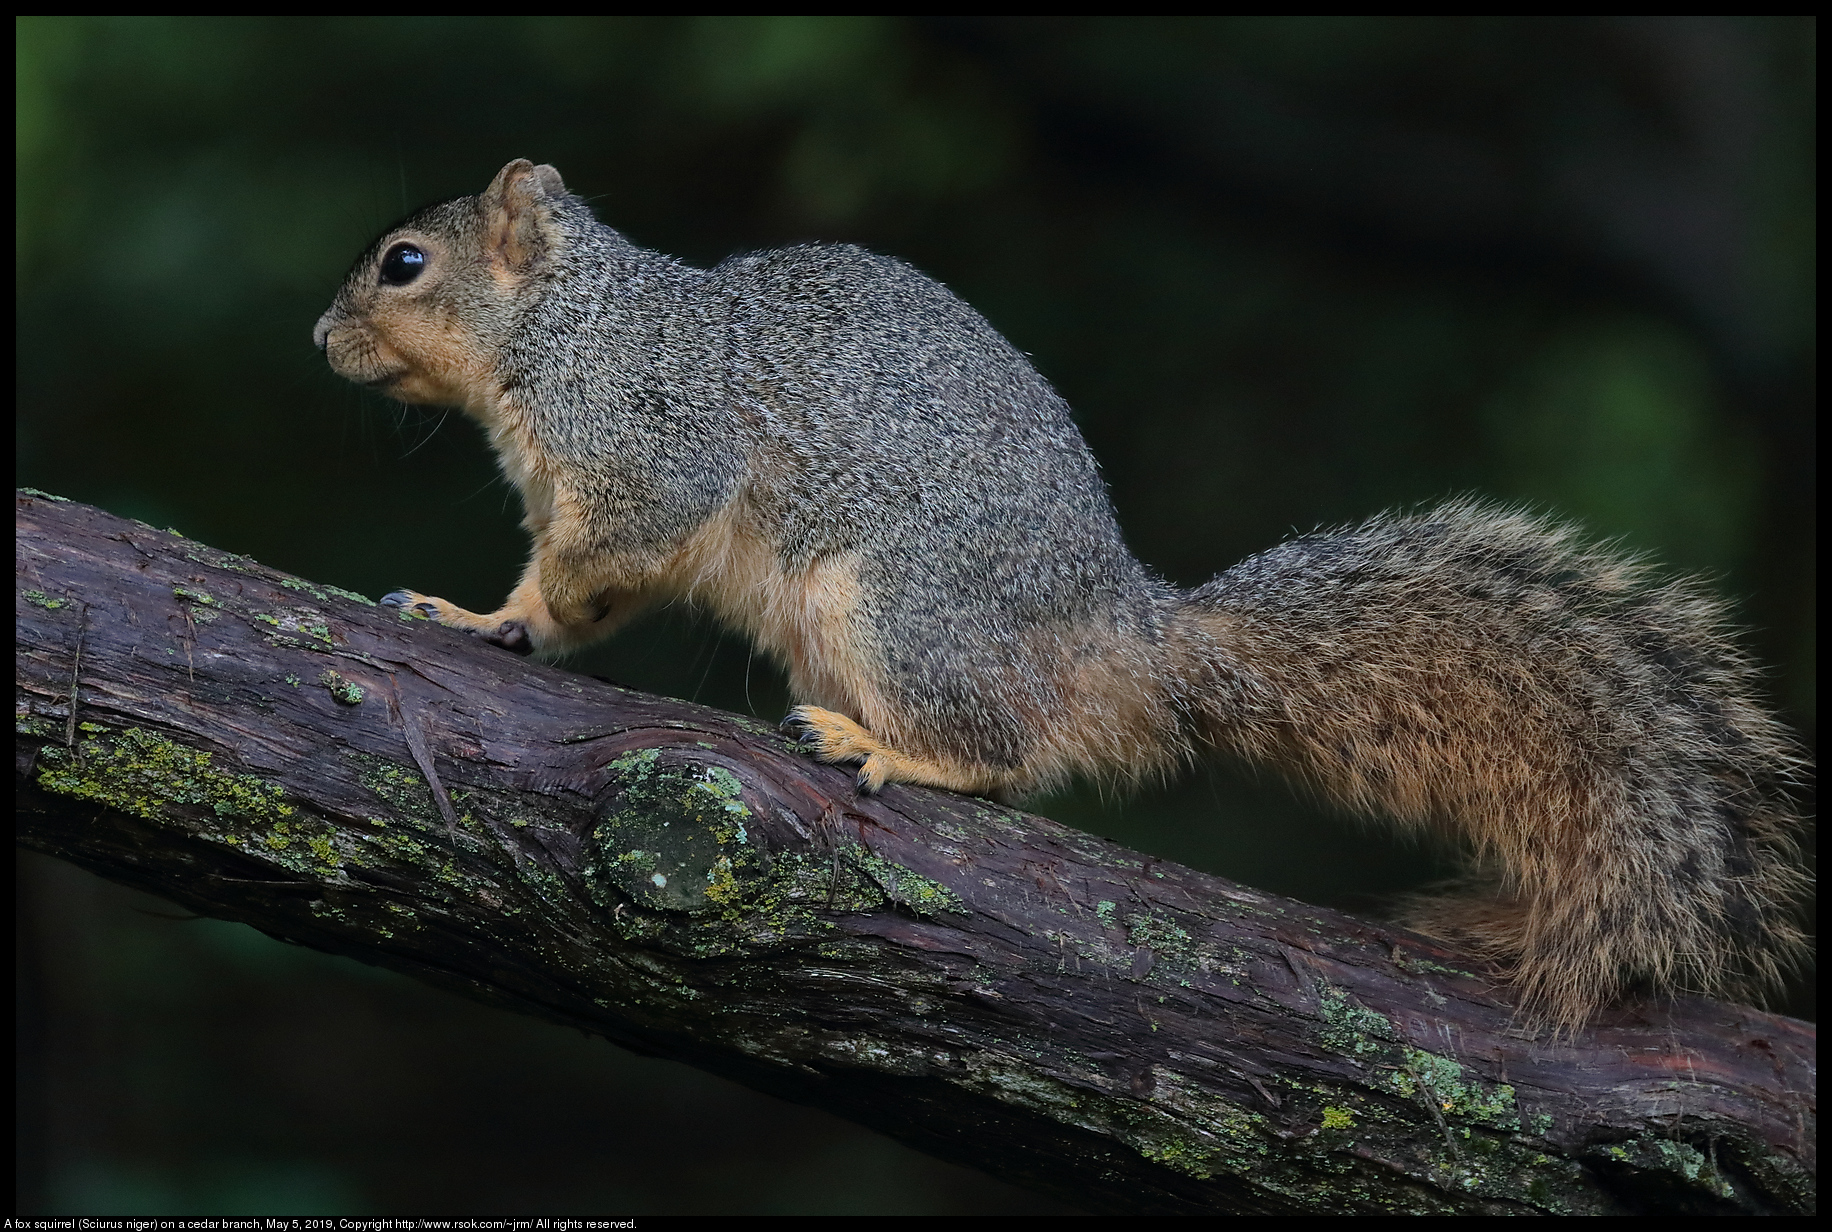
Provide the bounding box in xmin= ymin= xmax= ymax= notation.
xmin=315 ymin=159 xmax=1810 ymax=1029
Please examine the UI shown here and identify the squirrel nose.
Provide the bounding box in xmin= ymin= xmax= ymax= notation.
xmin=311 ymin=313 xmax=334 ymax=354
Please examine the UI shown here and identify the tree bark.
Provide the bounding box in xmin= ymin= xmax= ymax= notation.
xmin=14 ymin=489 xmax=1815 ymax=1214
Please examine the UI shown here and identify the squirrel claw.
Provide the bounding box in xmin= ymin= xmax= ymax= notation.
xmin=781 ymin=721 xmax=827 ymax=750
xmin=380 ymin=590 xmax=439 ymax=619
xmin=780 ymin=710 xmax=841 ymax=753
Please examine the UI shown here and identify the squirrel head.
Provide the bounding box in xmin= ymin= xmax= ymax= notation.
xmin=313 ymin=159 xmax=571 ymax=411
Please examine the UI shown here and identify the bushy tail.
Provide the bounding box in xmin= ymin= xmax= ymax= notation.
xmin=1177 ymin=499 xmax=1810 ymax=1028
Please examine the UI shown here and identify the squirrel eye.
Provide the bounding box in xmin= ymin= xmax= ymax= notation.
xmin=379 ymin=243 xmax=427 ymax=287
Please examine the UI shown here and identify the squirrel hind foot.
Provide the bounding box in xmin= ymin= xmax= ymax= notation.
xmin=781 ymin=705 xmax=1015 ymax=799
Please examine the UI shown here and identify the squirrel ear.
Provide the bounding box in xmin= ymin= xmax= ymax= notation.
xmin=481 ymin=159 xmax=560 ymax=274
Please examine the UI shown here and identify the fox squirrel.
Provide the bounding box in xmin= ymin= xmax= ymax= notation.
xmin=314 ymin=159 xmax=1809 ymax=1029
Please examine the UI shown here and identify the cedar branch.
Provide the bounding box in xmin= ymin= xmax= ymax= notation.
xmin=14 ymin=490 xmax=1816 ymax=1214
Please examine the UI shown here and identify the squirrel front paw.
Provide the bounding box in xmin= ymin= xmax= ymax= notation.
xmin=381 ymin=590 xmax=534 ymax=656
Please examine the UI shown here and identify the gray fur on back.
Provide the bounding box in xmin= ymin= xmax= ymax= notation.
xmin=502 ymin=194 xmax=1172 ymax=761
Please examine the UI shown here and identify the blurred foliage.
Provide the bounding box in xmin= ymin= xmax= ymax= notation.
xmin=15 ymin=15 xmax=1815 ymax=1216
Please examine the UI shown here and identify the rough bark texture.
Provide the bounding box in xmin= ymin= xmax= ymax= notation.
xmin=14 ymin=490 xmax=1817 ymax=1214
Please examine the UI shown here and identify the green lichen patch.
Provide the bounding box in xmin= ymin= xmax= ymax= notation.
xmin=1136 ymin=1136 xmax=1218 ymax=1179
xmin=1589 ymin=1136 xmax=1736 ymax=1202
xmin=251 ymin=814 xmax=358 ymax=876
xmin=750 ymin=847 xmax=891 ymax=920
xmin=582 ymin=750 xmax=970 ymax=956
xmin=17 ymin=713 xmax=61 ymax=738
xmin=319 ymin=669 xmax=364 ymax=706
xmin=1048 ymin=925 xmax=1158 ymax=981
xmin=961 ymin=1051 xmax=1093 ymax=1121
xmin=1316 ymin=983 xmax=1399 ymax=1058
xmin=275 ymin=578 xmax=376 ymax=608
xmin=182 ymin=547 xmax=260 ymax=575
xmin=272 ymin=608 xmax=333 ymax=646
xmin=1130 ymin=1069 xmax=1281 ymax=1183
xmin=168 ymin=580 xmax=334 ymax=649
xmin=851 ymin=849 xmax=967 ymax=917
xmin=22 ymin=589 xmax=68 ymax=609
xmin=585 ymin=752 xmax=756 ymax=914
xmin=377 ymin=830 xmax=429 ymax=862
xmin=1314 ymin=986 xmax=1522 ymax=1132
xmin=33 ymin=725 xmax=294 ymax=828
xmin=1288 ymin=987 xmax=1602 ymax=1209
xmin=172 ymin=584 xmax=218 ymax=607
xmin=19 ymin=487 xmax=71 ymax=501
xmin=820 ymin=1033 xmax=943 ymax=1077
xmin=957 ymin=1053 xmax=1284 ymax=1192
xmin=305 ymin=832 xmax=338 ymax=867
xmin=1390 ymin=1048 xmax=1521 ymax=1131
xmin=348 ymin=751 xmax=439 ymax=825
xmin=1125 ymin=911 xmax=1192 ymax=955
xmin=1257 ymin=1073 xmax=1590 ymax=1211
xmin=1392 ymin=952 xmax=1483 ymax=980
xmin=1053 ymin=904 xmax=1235 ymax=985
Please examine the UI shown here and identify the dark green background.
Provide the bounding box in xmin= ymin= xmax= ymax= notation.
xmin=16 ymin=16 xmax=1815 ymax=1215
